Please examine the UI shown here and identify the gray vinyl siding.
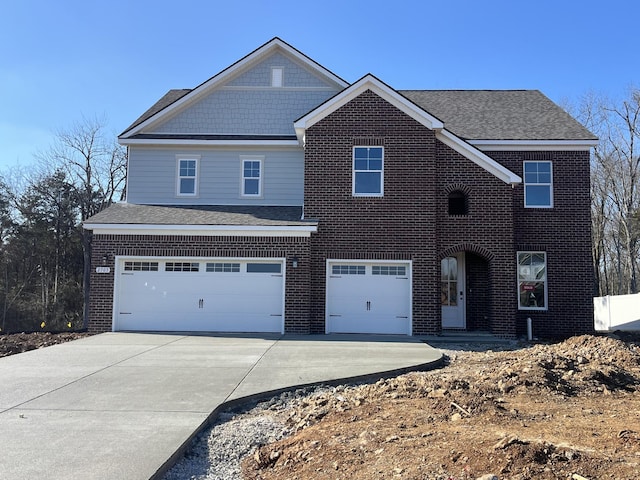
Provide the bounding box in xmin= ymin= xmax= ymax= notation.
xmin=153 ymin=89 xmax=335 ymax=135
xmin=126 ymin=147 xmax=304 ymax=206
xmin=148 ymin=51 xmax=341 ymax=136
xmin=227 ymin=52 xmax=331 ymax=88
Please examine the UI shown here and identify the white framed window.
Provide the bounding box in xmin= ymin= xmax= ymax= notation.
xmin=517 ymin=251 xmax=547 ymax=310
xmin=524 ymin=161 xmax=553 ymax=208
xmin=353 ymin=146 xmax=384 ymax=196
xmin=241 ymin=156 xmax=263 ymax=197
xmin=271 ymin=67 xmax=283 ymax=87
xmin=176 ymin=156 xmax=199 ymax=196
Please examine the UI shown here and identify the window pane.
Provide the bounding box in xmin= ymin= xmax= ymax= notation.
xmin=369 ymin=159 xmax=382 ymax=170
xmin=247 ymin=263 xmax=281 ymax=273
xmin=180 ymin=160 xmax=196 ymax=176
xmin=525 ymin=185 xmax=551 ymax=206
xmin=354 ymin=158 xmax=368 ymax=170
xmin=519 ymin=282 xmax=545 ymax=308
xmin=354 ymin=147 xmax=368 ymax=159
xmin=440 ymin=259 xmax=449 ymax=281
xmin=244 ymin=179 xmax=259 ymax=195
xmin=180 ymin=178 xmax=195 ymax=194
xmin=355 ymin=172 xmax=381 ymax=194
xmin=244 ymin=161 xmax=260 ymax=177
xmin=368 ymin=147 xmax=383 ymax=159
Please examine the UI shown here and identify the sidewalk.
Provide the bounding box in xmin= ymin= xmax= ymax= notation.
xmin=0 ymin=332 xmax=442 ymax=480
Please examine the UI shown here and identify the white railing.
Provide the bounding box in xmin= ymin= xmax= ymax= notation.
xmin=594 ymin=293 xmax=640 ymax=331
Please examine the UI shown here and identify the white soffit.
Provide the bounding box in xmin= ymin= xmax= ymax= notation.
xmin=469 ymin=139 xmax=599 ymax=151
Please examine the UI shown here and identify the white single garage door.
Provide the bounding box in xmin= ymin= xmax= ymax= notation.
xmin=326 ymin=261 xmax=411 ymax=335
xmin=114 ymin=258 xmax=284 ymax=333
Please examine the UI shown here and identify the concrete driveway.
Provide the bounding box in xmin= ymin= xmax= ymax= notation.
xmin=0 ymin=332 xmax=442 ymax=480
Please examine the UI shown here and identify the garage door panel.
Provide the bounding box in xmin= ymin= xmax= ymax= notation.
xmin=327 ymin=262 xmax=411 ymax=335
xmin=115 ymin=259 xmax=284 ymax=333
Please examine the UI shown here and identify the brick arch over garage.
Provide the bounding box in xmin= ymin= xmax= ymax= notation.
xmin=438 ymin=243 xmax=511 ymax=334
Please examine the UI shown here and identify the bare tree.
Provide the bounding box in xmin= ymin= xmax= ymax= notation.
xmin=36 ymin=116 xmax=127 ymax=327
xmin=573 ymin=88 xmax=640 ymax=295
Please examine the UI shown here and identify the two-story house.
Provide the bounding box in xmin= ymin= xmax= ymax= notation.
xmin=84 ymin=38 xmax=597 ymax=338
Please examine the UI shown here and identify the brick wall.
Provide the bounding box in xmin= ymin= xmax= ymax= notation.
xmin=303 ymin=89 xmax=519 ymax=336
xmin=88 ymin=234 xmax=311 ymax=334
xmin=488 ymin=150 xmax=594 ymax=337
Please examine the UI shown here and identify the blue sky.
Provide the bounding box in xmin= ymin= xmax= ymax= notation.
xmin=1 ymin=0 xmax=638 ymax=171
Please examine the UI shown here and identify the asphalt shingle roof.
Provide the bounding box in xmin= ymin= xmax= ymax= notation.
xmin=400 ymin=90 xmax=597 ymax=141
xmin=85 ymin=204 xmax=315 ymax=227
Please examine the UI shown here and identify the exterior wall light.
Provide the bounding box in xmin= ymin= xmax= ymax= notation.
xmin=291 ymin=257 xmax=299 ymax=268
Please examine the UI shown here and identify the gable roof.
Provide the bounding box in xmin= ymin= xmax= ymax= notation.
xmin=294 ymin=75 xmax=522 ymax=185
xmin=120 ymin=37 xmax=348 ymax=139
xmin=401 ymin=90 xmax=598 ymax=144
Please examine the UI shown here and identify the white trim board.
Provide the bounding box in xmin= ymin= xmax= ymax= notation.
xmin=83 ymin=224 xmax=317 ymax=237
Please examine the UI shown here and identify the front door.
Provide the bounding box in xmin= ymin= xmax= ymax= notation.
xmin=441 ymin=253 xmax=466 ymax=329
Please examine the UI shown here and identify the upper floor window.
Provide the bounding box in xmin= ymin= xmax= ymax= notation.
xmin=353 ymin=146 xmax=383 ymax=197
xmin=177 ymin=156 xmax=199 ymax=196
xmin=241 ymin=157 xmax=263 ymax=197
xmin=448 ymin=190 xmax=468 ymax=215
xmin=524 ymin=161 xmax=553 ymax=208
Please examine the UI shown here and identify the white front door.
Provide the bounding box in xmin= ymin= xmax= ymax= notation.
xmin=441 ymin=253 xmax=466 ymax=329
xmin=326 ymin=261 xmax=411 ymax=334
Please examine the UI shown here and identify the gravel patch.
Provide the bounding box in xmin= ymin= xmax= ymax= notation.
xmin=161 ymin=387 xmax=330 ymax=480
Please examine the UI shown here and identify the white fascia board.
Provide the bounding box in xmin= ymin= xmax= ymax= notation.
xmin=436 ymin=129 xmax=522 ymax=185
xmin=122 ymin=38 xmax=348 ymax=139
xmin=119 ymin=138 xmax=302 ymax=147
xmin=294 ymin=75 xmax=444 ymax=143
xmin=83 ymin=223 xmax=317 ymax=237
xmin=469 ymin=139 xmax=599 ymax=151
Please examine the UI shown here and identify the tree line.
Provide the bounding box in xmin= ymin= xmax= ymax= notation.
xmin=0 ymin=118 xmax=126 ymax=332
xmin=0 ymin=89 xmax=638 ymax=333
xmin=572 ymin=88 xmax=640 ymax=297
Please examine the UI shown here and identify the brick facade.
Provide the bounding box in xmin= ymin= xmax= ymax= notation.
xmin=301 ymin=90 xmax=593 ymax=338
xmin=89 ymin=90 xmax=594 ymax=339
xmin=88 ymin=234 xmax=311 ymax=334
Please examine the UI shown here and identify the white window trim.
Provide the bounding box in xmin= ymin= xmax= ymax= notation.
xmin=240 ymin=155 xmax=264 ymax=198
xmin=352 ymin=146 xmax=384 ymax=197
xmin=176 ymin=155 xmax=200 ymax=197
xmin=523 ymin=161 xmax=553 ymax=208
xmin=517 ymin=251 xmax=548 ymax=311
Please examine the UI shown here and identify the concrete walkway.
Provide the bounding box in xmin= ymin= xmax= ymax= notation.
xmin=0 ymin=332 xmax=442 ymax=480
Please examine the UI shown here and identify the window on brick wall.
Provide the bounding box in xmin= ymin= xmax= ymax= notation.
xmin=177 ymin=156 xmax=199 ymax=196
xmin=524 ymin=161 xmax=553 ymax=208
xmin=448 ymin=190 xmax=468 ymax=215
xmin=353 ymin=146 xmax=383 ymax=196
xmin=517 ymin=251 xmax=547 ymax=310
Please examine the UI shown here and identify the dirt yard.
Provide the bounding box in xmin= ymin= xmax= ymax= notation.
xmin=243 ymin=334 xmax=640 ymax=480
xmin=0 ymin=331 xmax=91 ymax=357
xmin=2 ymin=331 xmax=639 ymax=479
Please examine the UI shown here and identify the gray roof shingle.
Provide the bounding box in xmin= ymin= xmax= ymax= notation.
xmin=122 ymin=89 xmax=191 ymax=136
xmin=85 ymin=204 xmax=315 ymax=227
xmin=400 ymin=90 xmax=597 ymax=141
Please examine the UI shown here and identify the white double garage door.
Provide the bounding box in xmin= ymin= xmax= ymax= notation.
xmin=113 ymin=258 xmax=411 ymax=335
